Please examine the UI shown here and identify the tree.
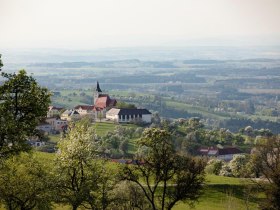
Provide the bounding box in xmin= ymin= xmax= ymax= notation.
xmin=116 ymin=101 xmax=136 ymax=109
xmin=205 ymin=159 xmax=224 ymax=175
xmin=0 ymin=54 xmax=3 ymax=71
xmin=121 ymin=128 xmax=206 ymax=210
xmin=87 ymin=163 xmax=117 ymax=210
xmin=228 ymin=154 xmax=251 ymax=178
xmin=110 ymin=181 xmax=151 ymax=210
xmin=0 ymin=153 xmax=52 ymax=210
xmin=0 ymin=70 xmax=51 ymax=157
xmin=252 ymin=136 xmax=280 ymax=210
xmin=53 ymin=119 xmax=99 ymax=210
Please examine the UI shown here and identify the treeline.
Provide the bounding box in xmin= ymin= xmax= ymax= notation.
xmin=220 ymin=118 xmax=280 ymax=134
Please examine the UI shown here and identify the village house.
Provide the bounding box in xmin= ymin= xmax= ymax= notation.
xmin=74 ymin=105 xmax=95 ymax=119
xmin=199 ymin=147 xmax=244 ymax=161
xmin=61 ymin=109 xmax=81 ymax=121
xmin=36 ymin=123 xmax=52 ymax=134
xmin=106 ymin=108 xmax=152 ymax=123
xmin=45 ymin=117 xmax=68 ymax=131
xmin=47 ymin=106 xmax=64 ymax=118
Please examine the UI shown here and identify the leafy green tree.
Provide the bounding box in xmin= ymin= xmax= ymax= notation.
xmin=228 ymin=154 xmax=251 ymax=177
xmin=116 ymin=101 xmax=136 ymax=109
xmin=87 ymin=163 xmax=117 ymax=210
xmin=0 ymin=153 xmax=52 ymax=210
xmin=121 ymin=128 xmax=206 ymax=210
xmin=0 ymin=70 xmax=51 ymax=157
xmin=205 ymin=159 xmax=225 ymax=175
xmin=53 ymin=119 xmax=99 ymax=210
xmin=252 ymin=136 xmax=280 ymax=210
xmin=110 ymin=181 xmax=151 ymax=209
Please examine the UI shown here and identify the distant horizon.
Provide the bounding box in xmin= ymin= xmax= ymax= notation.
xmin=1 ymin=0 xmax=280 ymax=49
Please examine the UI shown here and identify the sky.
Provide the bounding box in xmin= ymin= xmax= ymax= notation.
xmin=1 ymin=0 xmax=280 ymax=49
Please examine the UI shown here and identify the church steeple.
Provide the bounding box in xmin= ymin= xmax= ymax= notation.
xmin=96 ymin=81 xmax=102 ymax=92
xmin=93 ymin=81 xmax=102 ymax=105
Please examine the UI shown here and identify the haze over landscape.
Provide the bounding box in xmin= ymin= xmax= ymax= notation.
xmin=1 ymin=0 xmax=280 ymax=49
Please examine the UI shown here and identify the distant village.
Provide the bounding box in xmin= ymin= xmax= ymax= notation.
xmin=34 ymin=82 xmax=152 ymax=142
xmin=32 ymin=83 xmax=245 ymax=161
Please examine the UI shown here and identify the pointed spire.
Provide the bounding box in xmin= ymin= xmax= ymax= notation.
xmin=96 ymin=81 xmax=102 ymax=92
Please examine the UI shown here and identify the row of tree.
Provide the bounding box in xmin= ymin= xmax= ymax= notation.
xmin=0 ymin=120 xmax=206 ymax=210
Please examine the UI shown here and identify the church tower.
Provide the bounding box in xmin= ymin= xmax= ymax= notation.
xmin=93 ymin=81 xmax=102 ymax=105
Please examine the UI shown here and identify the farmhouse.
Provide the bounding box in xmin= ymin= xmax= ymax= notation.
xmin=106 ymin=108 xmax=152 ymax=123
xmin=199 ymin=147 xmax=243 ymax=161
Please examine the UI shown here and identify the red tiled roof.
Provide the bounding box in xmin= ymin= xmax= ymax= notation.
xmin=95 ymin=96 xmax=117 ymax=109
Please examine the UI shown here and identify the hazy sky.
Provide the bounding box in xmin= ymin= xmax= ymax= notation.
xmin=1 ymin=0 xmax=280 ymax=49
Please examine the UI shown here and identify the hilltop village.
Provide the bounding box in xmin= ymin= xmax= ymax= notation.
xmin=39 ymin=82 xmax=152 ymax=135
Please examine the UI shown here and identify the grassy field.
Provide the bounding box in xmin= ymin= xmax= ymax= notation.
xmin=49 ymin=176 xmax=260 ymax=210
xmin=165 ymin=100 xmax=229 ymax=120
xmin=172 ymin=174 xmax=259 ymax=210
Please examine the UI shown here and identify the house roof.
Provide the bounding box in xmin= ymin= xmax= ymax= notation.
xmin=199 ymin=147 xmax=243 ymax=156
xmin=95 ymin=96 xmax=117 ymax=109
xmin=107 ymin=108 xmax=151 ymax=115
xmin=218 ymin=147 xmax=243 ymax=155
xmin=62 ymin=109 xmax=80 ymax=116
xmin=48 ymin=106 xmax=63 ymax=111
xmin=74 ymin=105 xmax=94 ymax=110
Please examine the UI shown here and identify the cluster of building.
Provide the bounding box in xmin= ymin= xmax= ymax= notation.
xmin=37 ymin=82 xmax=152 ymax=134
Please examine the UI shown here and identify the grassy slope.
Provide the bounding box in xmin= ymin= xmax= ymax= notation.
xmin=33 ymin=150 xmax=259 ymax=210
xmin=174 ymin=175 xmax=258 ymax=210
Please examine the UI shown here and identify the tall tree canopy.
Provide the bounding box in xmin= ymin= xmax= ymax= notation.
xmin=121 ymin=128 xmax=206 ymax=210
xmin=53 ymin=119 xmax=97 ymax=210
xmin=0 ymin=70 xmax=51 ymax=157
xmin=0 ymin=153 xmax=52 ymax=210
xmin=253 ymin=136 xmax=280 ymax=210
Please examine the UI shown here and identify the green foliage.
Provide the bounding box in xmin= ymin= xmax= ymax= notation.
xmin=53 ymin=119 xmax=118 ymax=210
xmin=0 ymin=153 xmax=52 ymax=210
xmin=98 ymin=126 xmax=136 ymax=158
xmin=253 ymin=136 xmax=280 ymax=210
xmin=116 ymin=101 xmax=136 ymax=109
xmin=121 ymin=128 xmax=206 ymax=210
xmin=110 ymin=181 xmax=151 ymax=209
xmin=228 ymin=154 xmax=251 ymax=178
xmin=53 ymin=119 xmax=98 ymax=210
xmin=0 ymin=70 xmax=51 ymax=157
xmin=205 ymin=159 xmax=225 ymax=175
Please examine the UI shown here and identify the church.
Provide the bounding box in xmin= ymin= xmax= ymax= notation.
xmin=74 ymin=82 xmax=117 ymax=120
xmin=93 ymin=81 xmax=117 ymax=110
